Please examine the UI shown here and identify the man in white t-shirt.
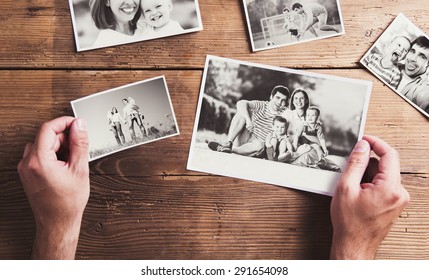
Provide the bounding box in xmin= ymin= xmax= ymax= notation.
xmin=122 ymin=98 xmax=147 ymax=140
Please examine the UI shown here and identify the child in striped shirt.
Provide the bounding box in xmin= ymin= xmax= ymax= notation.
xmin=364 ymin=36 xmax=411 ymax=88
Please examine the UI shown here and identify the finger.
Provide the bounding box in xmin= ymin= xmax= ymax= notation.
xmin=68 ymin=118 xmax=89 ymax=168
xmin=363 ymin=134 xmax=400 ymax=181
xmin=23 ymin=143 xmax=33 ymax=158
xmin=362 ymin=157 xmax=379 ymax=184
xmin=339 ymin=139 xmax=371 ymax=191
xmin=34 ymin=116 xmax=75 ymax=153
xmin=53 ymin=132 xmax=69 ymax=153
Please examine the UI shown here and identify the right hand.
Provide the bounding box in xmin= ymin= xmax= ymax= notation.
xmin=330 ymin=135 xmax=409 ymax=259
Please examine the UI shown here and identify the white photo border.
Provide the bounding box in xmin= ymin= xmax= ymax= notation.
xmin=187 ymin=55 xmax=372 ymax=196
xmin=71 ymin=76 xmax=180 ymax=161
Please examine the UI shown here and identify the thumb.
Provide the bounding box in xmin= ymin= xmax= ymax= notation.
xmin=341 ymin=140 xmax=371 ymax=188
xmin=68 ymin=118 xmax=89 ymax=168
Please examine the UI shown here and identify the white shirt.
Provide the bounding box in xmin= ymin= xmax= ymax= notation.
xmin=92 ymin=27 xmax=143 ymax=49
xmin=142 ymin=20 xmax=185 ymax=38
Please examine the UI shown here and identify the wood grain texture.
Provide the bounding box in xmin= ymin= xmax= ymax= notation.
xmin=0 ymin=0 xmax=428 ymax=260
xmin=1 ymin=1 xmax=429 ymax=69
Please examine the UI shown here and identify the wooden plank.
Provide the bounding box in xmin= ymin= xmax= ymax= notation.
xmin=1 ymin=170 xmax=427 ymax=259
xmin=0 ymin=69 xmax=428 ymax=174
xmin=1 ymin=1 xmax=429 ymax=69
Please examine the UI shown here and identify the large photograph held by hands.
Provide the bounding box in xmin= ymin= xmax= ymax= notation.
xmin=187 ymin=56 xmax=372 ymax=196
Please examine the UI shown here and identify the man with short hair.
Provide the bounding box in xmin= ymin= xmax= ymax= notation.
xmin=397 ymin=36 xmax=429 ymax=113
xmin=208 ymin=85 xmax=290 ymax=157
xmin=122 ymin=97 xmax=147 ymax=140
xmin=292 ymin=2 xmax=340 ymax=38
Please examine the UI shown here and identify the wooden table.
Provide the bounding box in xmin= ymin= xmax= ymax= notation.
xmin=1 ymin=0 xmax=428 ymax=260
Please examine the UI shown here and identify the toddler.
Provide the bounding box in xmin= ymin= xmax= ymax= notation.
xmin=364 ymin=36 xmax=411 ymax=88
xmin=140 ymin=0 xmax=184 ymax=37
xmin=265 ymin=116 xmax=293 ymax=162
xmin=298 ymin=106 xmax=328 ymax=162
xmin=282 ymin=8 xmax=301 ymax=41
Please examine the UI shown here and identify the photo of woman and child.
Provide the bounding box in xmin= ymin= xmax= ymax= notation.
xmin=188 ymin=56 xmax=372 ymax=195
xmin=69 ymin=0 xmax=203 ymax=51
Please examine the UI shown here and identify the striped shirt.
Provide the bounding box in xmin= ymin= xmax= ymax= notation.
xmin=250 ymin=101 xmax=279 ymax=142
xmin=365 ymin=53 xmax=401 ymax=88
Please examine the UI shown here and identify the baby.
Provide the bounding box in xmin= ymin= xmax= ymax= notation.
xmin=265 ymin=116 xmax=293 ymax=162
xmin=298 ymin=106 xmax=328 ymax=162
xmin=364 ymin=36 xmax=411 ymax=88
xmin=140 ymin=0 xmax=184 ymax=37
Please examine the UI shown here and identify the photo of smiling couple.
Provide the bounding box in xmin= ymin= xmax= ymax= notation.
xmin=69 ymin=0 xmax=203 ymax=51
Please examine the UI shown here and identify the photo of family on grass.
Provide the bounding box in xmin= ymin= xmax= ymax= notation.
xmin=187 ymin=56 xmax=372 ymax=195
xmin=360 ymin=13 xmax=429 ymax=118
xmin=71 ymin=76 xmax=179 ymax=161
xmin=243 ymin=0 xmax=344 ymax=52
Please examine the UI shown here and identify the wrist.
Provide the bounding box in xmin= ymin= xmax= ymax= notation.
xmin=32 ymin=215 xmax=83 ymax=259
xmin=330 ymin=234 xmax=377 ymax=260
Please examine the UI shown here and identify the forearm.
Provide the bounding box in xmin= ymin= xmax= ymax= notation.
xmin=236 ymin=101 xmax=252 ymax=123
xmin=32 ymin=216 xmax=83 ymax=259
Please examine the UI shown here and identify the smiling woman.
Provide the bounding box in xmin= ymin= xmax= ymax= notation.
xmin=89 ymin=0 xmax=143 ymax=48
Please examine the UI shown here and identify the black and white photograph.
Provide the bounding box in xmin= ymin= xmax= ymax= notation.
xmin=242 ymin=0 xmax=345 ymax=52
xmin=360 ymin=13 xmax=429 ymax=117
xmin=71 ymin=76 xmax=179 ymax=161
xmin=69 ymin=0 xmax=203 ymax=51
xmin=187 ymin=56 xmax=372 ymax=196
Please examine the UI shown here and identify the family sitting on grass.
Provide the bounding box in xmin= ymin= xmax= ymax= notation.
xmin=208 ymin=85 xmax=341 ymax=172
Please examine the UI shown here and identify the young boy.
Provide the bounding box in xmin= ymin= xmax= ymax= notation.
xmin=265 ymin=116 xmax=293 ymax=161
xmin=140 ymin=0 xmax=184 ymax=37
xmin=282 ymin=8 xmax=301 ymax=42
xmin=364 ymin=36 xmax=411 ymax=88
xmin=297 ymin=106 xmax=328 ymax=162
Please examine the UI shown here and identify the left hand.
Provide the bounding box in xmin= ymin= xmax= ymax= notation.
xmin=17 ymin=116 xmax=90 ymax=259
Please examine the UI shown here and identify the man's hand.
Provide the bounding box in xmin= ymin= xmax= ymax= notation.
xmin=17 ymin=117 xmax=90 ymax=259
xmin=330 ymin=135 xmax=409 ymax=259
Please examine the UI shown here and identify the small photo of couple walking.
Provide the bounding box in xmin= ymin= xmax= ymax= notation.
xmin=72 ymin=76 xmax=179 ymax=161
xmin=361 ymin=13 xmax=429 ymax=118
xmin=187 ymin=56 xmax=372 ymax=196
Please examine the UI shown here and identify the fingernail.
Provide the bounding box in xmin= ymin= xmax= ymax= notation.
xmin=353 ymin=140 xmax=369 ymax=153
xmin=76 ymin=118 xmax=87 ymax=131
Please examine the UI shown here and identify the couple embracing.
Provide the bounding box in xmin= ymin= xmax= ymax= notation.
xmin=208 ymin=85 xmax=340 ymax=171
